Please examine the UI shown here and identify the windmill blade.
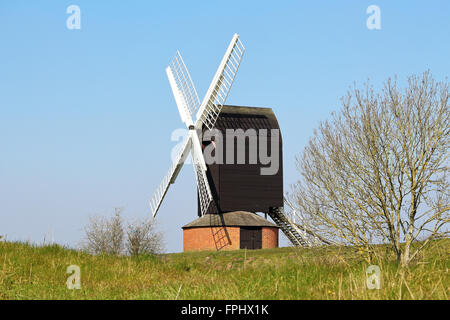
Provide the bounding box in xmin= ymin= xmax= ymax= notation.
xmin=149 ymin=135 xmax=192 ymax=218
xmin=195 ymin=34 xmax=245 ymax=130
xmin=190 ymin=130 xmax=213 ymax=216
xmin=166 ymin=51 xmax=201 ymax=126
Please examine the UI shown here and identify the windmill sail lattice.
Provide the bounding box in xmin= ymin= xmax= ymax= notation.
xmin=149 ymin=136 xmax=191 ymax=217
xmin=190 ymin=130 xmax=213 ymax=215
xmin=196 ymin=35 xmax=245 ymax=130
xmin=166 ymin=52 xmax=201 ymax=123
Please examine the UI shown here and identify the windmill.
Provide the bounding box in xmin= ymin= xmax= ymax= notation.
xmin=149 ymin=34 xmax=245 ymax=219
xmin=149 ymin=34 xmax=310 ymax=250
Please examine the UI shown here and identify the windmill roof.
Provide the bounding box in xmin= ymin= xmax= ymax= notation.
xmin=182 ymin=211 xmax=279 ymax=229
xmin=213 ymin=105 xmax=281 ymax=131
xmin=221 ymin=105 xmax=275 ymax=116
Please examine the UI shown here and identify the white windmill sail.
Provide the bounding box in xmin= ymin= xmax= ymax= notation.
xmin=190 ymin=130 xmax=213 ymax=215
xmin=166 ymin=51 xmax=200 ymax=125
xmin=195 ymin=34 xmax=245 ymax=130
xmin=149 ymin=136 xmax=192 ymax=217
xmin=149 ymin=34 xmax=245 ymax=218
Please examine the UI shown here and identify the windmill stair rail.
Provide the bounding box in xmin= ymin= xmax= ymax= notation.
xmin=268 ymin=207 xmax=309 ymax=247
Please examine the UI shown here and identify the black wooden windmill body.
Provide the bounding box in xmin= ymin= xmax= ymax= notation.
xmin=149 ymin=34 xmax=308 ymax=249
xmin=199 ymin=105 xmax=283 ymax=216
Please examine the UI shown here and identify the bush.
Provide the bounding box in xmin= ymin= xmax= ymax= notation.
xmin=82 ymin=209 xmax=164 ymax=256
xmin=126 ymin=218 xmax=164 ymax=256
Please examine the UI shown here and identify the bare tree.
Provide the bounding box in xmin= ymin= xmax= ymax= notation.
xmin=289 ymin=71 xmax=449 ymax=266
xmin=126 ymin=218 xmax=164 ymax=256
xmin=82 ymin=208 xmax=124 ymax=255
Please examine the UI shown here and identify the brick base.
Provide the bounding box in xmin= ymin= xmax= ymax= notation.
xmin=183 ymin=226 xmax=278 ymax=251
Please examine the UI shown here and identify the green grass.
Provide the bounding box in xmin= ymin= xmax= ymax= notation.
xmin=0 ymin=239 xmax=448 ymax=299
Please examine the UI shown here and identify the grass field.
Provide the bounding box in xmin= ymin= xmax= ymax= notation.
xmin=0 ymin=239 xmax=448 ymax=300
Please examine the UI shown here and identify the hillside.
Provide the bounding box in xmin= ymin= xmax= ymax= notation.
xmin=0 ymin=240 xmax=448 ymax=299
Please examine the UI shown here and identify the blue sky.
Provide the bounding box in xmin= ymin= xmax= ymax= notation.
xmin=1 ymin=1 xmax=449 ymax=252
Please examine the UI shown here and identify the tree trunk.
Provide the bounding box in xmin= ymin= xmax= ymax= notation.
xmin=401 ymin=241 xmax=411 ymax=267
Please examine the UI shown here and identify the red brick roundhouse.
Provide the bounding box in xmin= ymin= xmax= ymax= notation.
xmin=183 ymin=211 xmax=279 ymax=251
